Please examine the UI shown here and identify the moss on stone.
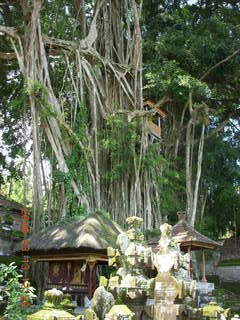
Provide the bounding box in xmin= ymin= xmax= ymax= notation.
xmin=106 ymin=305 xmax=135 ymax=320
xmin=27 ymin=289 xmax=76 ymax=320
xmin=202 ymin=301 xmax=230 ymax=320
xmin=84 ymin=308 xmax=98 ymax=320
xmin=27 ymin=309 xmax=76 ymax=320
xmin=60 ymin=294 xmax=75 ymax=314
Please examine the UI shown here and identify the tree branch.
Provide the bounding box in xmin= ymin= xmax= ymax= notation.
xmin=200 ymin=48 xmax=240 ymax=81
xmin=0 ymin=25 xmax=18 ymax=38
xmin=0 ymin=52 xmax=16 ymax=60
xmin=42 ymin=34 xmax=77 ymax=51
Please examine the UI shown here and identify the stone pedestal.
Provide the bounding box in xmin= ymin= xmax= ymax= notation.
xmin=196 ymin=282 xmax=214 ymax=307
xmin=154 ymin=303 xmax=187 ymax=320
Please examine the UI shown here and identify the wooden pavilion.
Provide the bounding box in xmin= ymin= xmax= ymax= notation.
xmin=143 ymin=98 xmax=168 ymax=141
xmin=22 ymin=213 xmax=123 ymax=307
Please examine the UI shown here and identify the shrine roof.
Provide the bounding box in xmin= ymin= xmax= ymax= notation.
xmin=148 ymin=220 xmax=221 ymax=251
xmin=20 ymin=213 xmax=124 ymax=254
xmin=171 ymin=220 xmax=221 ymax=250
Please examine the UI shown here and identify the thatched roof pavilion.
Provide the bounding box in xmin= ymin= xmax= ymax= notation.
xmin=19 ymin=213 xmax=124 ymax=304
xmin=27 ymin=213 xmax=124 ymax=261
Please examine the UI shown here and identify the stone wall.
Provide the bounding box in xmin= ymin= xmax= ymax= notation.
xmin=216 ymin=266 xmax=240 ymax=282
xmin=220 ymin=237 xmax=240 ymax=261
xmin=204 ymin=251 xmax=240 ymax=282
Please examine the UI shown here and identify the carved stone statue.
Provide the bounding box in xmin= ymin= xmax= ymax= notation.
xmin=151 ymin=223 xmax=198 ymax=320
xmin=108 ymin=216 xmax=152 ymax=303
xmin=153 ymin=223 xmax=180 ymax=273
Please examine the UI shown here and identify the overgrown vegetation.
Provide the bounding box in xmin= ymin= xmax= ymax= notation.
xmin=0 ymin=263 xmax=39 ymax=319
xmin=0 ymin=0 xmax=239 ymax=238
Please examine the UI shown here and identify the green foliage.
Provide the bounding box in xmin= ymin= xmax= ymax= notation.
xmin=143 ymin=144 xmax=185 ymax=218
xmin=145 ymin=60 xmax=210 ymax=99
xmin=41 ymin=0 xmax=83 ymax=40
xmin=199 ymin=129 xmax=240 ymax=238
xmin=218 ymin=259 xmax=240 ymax=267
xmin=101 ymin=114 xmax=142 ymax=181
xmin=50 ymin=103 xmax=90 ymax=220
xmin=95 ymin=209 xmax=111 ymax=220
xmin=25 ymin=79 xmax=47 ymax=98
xmin=0 ymin=263 xmax=38 ymax=319
xmin=142 ymin=0 xmax=240 ymax=233
xmin=0 ymin=79 xmax=29 ymax=184
xmin=144 ymin=228 xmax=161 ymax=240
xmin=0 ymin=256 xmax=22 ymax=265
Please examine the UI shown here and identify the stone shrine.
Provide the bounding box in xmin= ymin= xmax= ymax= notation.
xmin=27 ymin=216 xmax=236 ymax=320
xmin=85 ymin=217 xmax=200 ymax=320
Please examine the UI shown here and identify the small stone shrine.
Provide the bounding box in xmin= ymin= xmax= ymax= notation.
xmin=84 ymin=217 xmax=233 ymax=320
xmin=84 ymin=217 xmax=200 ymax=320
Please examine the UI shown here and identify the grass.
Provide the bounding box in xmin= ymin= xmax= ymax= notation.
xmin=218 ymin=259 xmax=240 ymax=267
xmin=0 ymin=255 xmax=22 ymax=265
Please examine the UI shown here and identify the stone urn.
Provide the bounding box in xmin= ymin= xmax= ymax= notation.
xmin=27 ymin=289 xmax=76 ymax=320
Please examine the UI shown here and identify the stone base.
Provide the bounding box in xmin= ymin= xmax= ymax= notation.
xmin=141 ymin=303 xmax=196 ymax=320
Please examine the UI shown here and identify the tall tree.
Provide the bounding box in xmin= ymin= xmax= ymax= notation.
xmin=0 ymin=0 xmax=239 ymax=232
xmin=1 ymin=0 xmax=163 ymax=230
xmin=142 ymin=0 xmax=240 ymax=226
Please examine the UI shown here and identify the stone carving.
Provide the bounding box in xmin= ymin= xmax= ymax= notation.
xmin=102 ymin=219 xmax=202 ymax=320
xmin=202 ymin=301 xmax=231 ymax=320
xmin=108 ymin=216 xmax=152 ymax=303
xmin=27 ymin=288 xmax=75 ymax=320
xmin=153 ymin=223 xmax=180 ymax=273
xmin=105 ymin=305 xmax=135 ymax=320
xmin=151 ymin=223 xmax=198 ymax=320
xmin=27 ymin=217 xmax=234 ymax=320
xmin=91 ymin=286 xmax=115 ymax=320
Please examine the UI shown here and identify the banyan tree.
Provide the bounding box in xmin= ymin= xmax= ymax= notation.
xmin=0 ymin=0 xmax=165 ymax=230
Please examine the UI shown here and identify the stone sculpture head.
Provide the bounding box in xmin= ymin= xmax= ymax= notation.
xmin=126 ymin=216 xmax=143 ymax=230
xmin=160 ymin=223 xmax=172 ymax=237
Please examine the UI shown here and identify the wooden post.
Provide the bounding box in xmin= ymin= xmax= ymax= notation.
xmin=88 ymin=259 xmax=97 ymax=298
xmin=201 ymin=249 xmax=207 ymax=282
xmin=188 ymin=246 xmax=193 ymax=280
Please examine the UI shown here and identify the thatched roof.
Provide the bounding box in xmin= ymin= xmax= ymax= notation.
xmin=171 ymin=220 xmax=221 ymax=250
xmin=148 ymin=220 xmax=221 ymax=251
xmin=25 ymin=214 xmax=124 ymax=254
